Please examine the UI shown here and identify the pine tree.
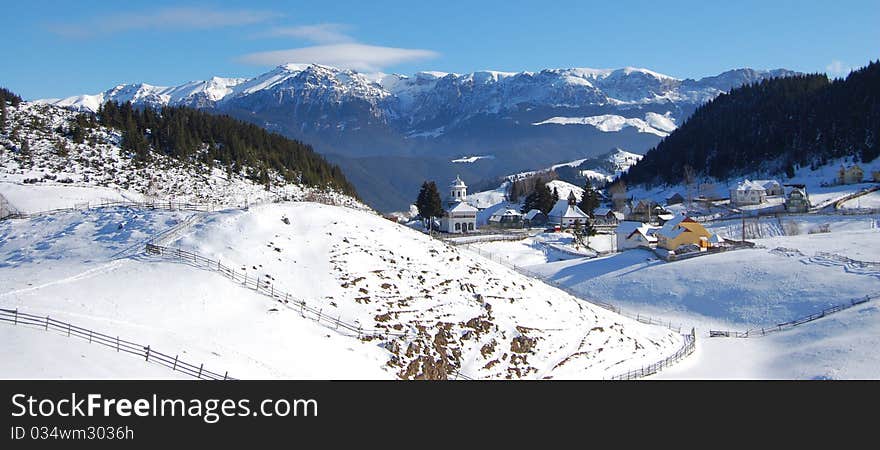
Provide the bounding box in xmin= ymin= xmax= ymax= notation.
xmin=552 ymin=186 xmax=560 ymax=205
xmin=535 ymin=183 xmax=555 ymax=214
xmin=578 ymin=179 xmax=600 ymax=216
xmin=416 ymin=181 xmax=443 ymax=226
xmin=0 ymin=101 xmax=6 ymax=130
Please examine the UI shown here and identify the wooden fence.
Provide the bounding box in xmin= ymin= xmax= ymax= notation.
xmin=145 ymin=243 xmax=411 ymax=340
xmin=608 ymin=330 xmax=696 ymax=380
xmin=0 ymin=200 xmax=226 ymax=221
xmin=0 ymin=308 xmax=234 ymax=380
xmin=443 ymin=233 xmax=530 ymax=246
xmin=708 ymin=293 xmax=878 ymax=338
xmin=144 ymin=243 xmax=482 ymax=380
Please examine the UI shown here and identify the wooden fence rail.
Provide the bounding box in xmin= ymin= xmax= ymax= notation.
xmin=708 ymin=293 xmax=878 ymax=338
xmin=609 ymin=330 xmax=696 ymax=380
xmin=145 ymin=243 xmax=413 ymax=341
xmin=0 ymin=199 xmax=231 ymax=221
xmin=0 ymin=308 xmax=233 ymax=380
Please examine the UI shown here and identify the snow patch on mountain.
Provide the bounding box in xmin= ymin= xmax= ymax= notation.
xmin=533 ymin=112 xmax=677 ymax=137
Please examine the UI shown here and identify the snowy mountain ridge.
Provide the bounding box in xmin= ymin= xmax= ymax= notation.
xmin=43 ymin=64 xmax=797 ymax=136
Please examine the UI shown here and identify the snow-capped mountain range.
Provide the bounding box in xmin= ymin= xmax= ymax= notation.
xmin=46 ymin=64 xmax=794 ymax=135
xmin=42 ymin=63 xmax=797 ymax=211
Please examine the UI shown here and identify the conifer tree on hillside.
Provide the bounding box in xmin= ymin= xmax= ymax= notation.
xmin=521 ymin=182 xmax=555 ymax=214
xmin=415 ymin=181 xmax=443 ymax=226
xmin=578 ymin=179 xmax=600 ymax=216
xmin=95 ymin=101 xmax=357 ymax=197
xmin=622 ymin=60 xmax=880 ymax=186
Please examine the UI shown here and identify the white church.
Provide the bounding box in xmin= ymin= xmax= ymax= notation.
xmin=439 ymin=175 xmax=478 ymax=234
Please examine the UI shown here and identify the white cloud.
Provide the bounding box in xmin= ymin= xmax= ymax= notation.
xmin=825 ymin=60 xmax=852 ymax=78
xmin=49 ymin=7 xmax=279 ymax=37
xmin=264 ymin=24 xmax=354 ymax=44
xmin=237 ymin=43 xmax=439 ymax=72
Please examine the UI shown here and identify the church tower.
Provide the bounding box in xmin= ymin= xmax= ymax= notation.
xmin=449 ymin=175 xmax=467 ymax=204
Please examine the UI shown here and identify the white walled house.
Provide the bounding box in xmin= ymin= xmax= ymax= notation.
xmin=440 ymin=176 xmax=478 ymax=233
xmin=730 ymin=180 xmax=768 ymax=206
xmin=754 ymin=180 xmax=783 ymax=196
xmin=615 ymin=221 xmax=657 ymax=251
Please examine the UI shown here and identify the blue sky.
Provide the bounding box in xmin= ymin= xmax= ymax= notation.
xmin=3 ymin=0 xmax=878 ymax=100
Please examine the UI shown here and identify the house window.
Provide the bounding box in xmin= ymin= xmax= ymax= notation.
xmin=455 ymin=223 xmax=461 ymax=231
xmin=468 ymin=222 xmax=474 ymax=231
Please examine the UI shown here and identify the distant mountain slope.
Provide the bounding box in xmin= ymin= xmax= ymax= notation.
xmin=42 ymin=64 xmax=798 ymax=211
xmin=623 ymin=61 xmax=880 ymax=186
xmin=466 ymin=148 xmax=639 ymax=208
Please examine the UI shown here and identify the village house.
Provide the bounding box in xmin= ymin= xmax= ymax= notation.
xmin=730 ymin=180 xmax=768 ymax=206
xmin=523 ymin=209 xmax=547 ymax=227
xmin=626 ymin=200 xmax=657 ymax=223
xmin=547 ymin=199 xmax=590 ymax=228
xmin=654 ymin=214 xmax=718 ymax=251
xmin=838 ymin=164 xmax=864 ymax=185
xmin=785 ymin=186 xmax=810 ymax=213
xmin=753 ymin=179 xmax=783 ymax=196
xmin=614 ymin=221 xmax=657 ymax=251
xmin=439 ymin=176 xmax=478 ymax=234
xmin=593 ymin=207 xmax=624 ymax=225
xmin=488 ymin=209 xmax=524 ymax=228
xmin=666 ymin=192 xmax=685 ymax=206
xmin=873 ymin=170 xmax=880 ymax=182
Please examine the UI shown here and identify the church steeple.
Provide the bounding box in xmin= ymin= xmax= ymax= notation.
xmin=449 ymin=175 xmax=467 ymax=202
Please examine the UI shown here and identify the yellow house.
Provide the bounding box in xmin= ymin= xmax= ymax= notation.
xmin=838 ymin=164 xmax=863 ymax=185
xmin=655 ymin=215 xmax=717 ymax=251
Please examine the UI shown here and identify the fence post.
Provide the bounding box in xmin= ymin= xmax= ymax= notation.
xmin=13 ymin=309 xmax=17 ymax=325
xmin=300 ymin=301 xmax=305 ymax=318
xmin=336 ymin=316 xmax=341 ymax=330
xmin=145 ymin=345 xmax=151 ymax=361
xmin=45 ymin=316 xmax=49 ymax=331
xmin=116 ymin=336 xmax=120 ymax=352
xmin=317 ymin=309 xmax=322 ymax=322
xmin=67 ymin=323 xmax=71 ymax=337
xmin=173 ymin=355 xmax=178 ymax=371
xmin=88 ymin=330 xmax=92 ymax=343
xmin=224 ymin=371 xmax=228 ymax=381
xmin=198 ymin=363 xmax=204 ymax=379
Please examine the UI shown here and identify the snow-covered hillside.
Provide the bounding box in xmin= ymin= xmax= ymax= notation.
xmin=0 ymin=102 xmax=362 ymax=212
xmin=1 ymin=194 xmax=686 ymax=379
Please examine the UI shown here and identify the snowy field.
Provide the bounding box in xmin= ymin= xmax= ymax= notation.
xmin=654 ymin=300 xmax=880 ymax=379
xmin=0 ymin=182 xmax=139 ymax=213
xmin=1 ymin=200 xmax=684 ymax=379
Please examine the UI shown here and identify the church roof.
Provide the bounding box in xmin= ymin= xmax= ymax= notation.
xmin=447 ymin=201 xmax=478 ymax=213
xmin=450 ymin=175 xmax=467 ymax=188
